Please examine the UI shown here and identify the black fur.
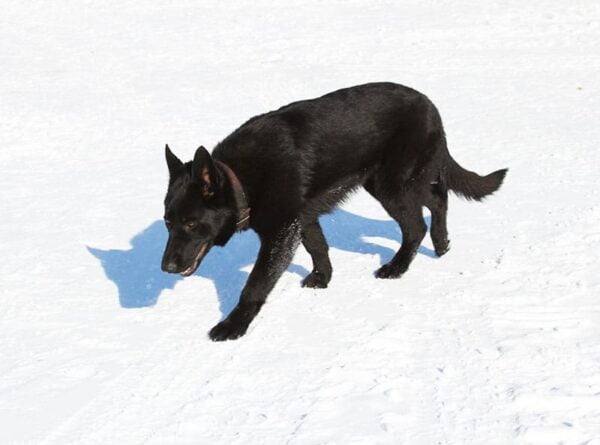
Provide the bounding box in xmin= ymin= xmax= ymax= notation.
xmin=161 ymin=82 xmax=507 ymax=341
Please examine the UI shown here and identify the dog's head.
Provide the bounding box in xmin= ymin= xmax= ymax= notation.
xmin=161 ymin=145 xmax=237 ymax=276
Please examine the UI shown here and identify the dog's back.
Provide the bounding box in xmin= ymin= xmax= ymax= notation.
xmin=214 ymin=83 xmax=439 ymax=199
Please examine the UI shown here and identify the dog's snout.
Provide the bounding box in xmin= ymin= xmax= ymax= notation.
xmin=163 ymin=261 xmax=178 ymax=273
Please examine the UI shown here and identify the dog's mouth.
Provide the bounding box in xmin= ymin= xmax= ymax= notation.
xmin=180 ymin=243 xmax=210 ymax=277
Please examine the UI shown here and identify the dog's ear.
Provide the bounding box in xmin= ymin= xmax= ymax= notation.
xmin=192 ymin=146 xmax=219 ymax=197
xmin=165 ymin=144 xmax=183 ymax=177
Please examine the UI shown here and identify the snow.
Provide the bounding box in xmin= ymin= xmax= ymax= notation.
xmin=1 ymin=0 xmax=600 ymax=443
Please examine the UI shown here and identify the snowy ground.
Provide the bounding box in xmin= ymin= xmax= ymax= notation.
xmin=1 ymin=1 xmax=600 ymax=444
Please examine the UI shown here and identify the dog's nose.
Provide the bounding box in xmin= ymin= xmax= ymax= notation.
xmin=164 ymin=261 xmax=178 ymax=273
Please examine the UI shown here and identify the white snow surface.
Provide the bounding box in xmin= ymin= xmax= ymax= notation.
xmin=1 ymin=1 xmax=600 ymax=444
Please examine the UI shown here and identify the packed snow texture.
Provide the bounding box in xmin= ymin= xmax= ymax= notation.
xmin=1 ymin=1 xmax=599 ymax=444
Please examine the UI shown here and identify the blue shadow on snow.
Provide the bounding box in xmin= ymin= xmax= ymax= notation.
xmin=87 ymin=209 xmax=434 ymax=317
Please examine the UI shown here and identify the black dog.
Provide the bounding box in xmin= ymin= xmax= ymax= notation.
xmin=161 ymin=82 xmax=507 ymax=341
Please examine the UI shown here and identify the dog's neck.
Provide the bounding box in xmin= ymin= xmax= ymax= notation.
xmin=215 ymin=160 xmax=250 ymax=230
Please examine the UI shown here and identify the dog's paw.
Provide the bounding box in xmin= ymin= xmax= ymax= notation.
xmin=208 ymin=320 xmax=248 ymax=341
xmin=301 ymin=271 xmax=329 ymax=288
xmin=375 ymin=263 xmax=404 ymax=279
xmin=434 ymin=239 xmax=450 ymax=257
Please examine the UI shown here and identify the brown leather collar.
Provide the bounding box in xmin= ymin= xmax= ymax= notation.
xmin=215 ymin=160 xmax=250 ymax=230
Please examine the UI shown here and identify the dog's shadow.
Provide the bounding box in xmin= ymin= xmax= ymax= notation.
xmin=88 ymin=209 xmax=434 ymax=317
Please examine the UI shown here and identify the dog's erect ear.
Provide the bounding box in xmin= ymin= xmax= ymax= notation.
xmin=192 ymin=146 xmax=219 ymax=197
xmin=165 ymin=144 xmax=183 ymax=176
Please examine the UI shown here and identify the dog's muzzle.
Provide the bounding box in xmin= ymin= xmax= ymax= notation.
xmin=179 ymin=243 xmax=209 ymax=277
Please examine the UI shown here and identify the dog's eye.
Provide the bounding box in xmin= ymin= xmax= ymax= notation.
xmin=185 ymin=220 xmax=197 ymax=230
xmin=164 ymin=219 xmax=172 ymax=230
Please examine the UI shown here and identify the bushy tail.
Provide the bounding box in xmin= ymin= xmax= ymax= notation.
xmin=446 ymin=155 xmax=508 ymax=201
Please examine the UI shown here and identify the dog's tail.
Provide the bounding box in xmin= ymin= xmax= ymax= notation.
xmin=445 ymin=155 xmax=508 ymax=201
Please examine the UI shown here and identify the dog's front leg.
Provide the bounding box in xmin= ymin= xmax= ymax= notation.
xmin=209 ymin=221 xmax=301 ymax=341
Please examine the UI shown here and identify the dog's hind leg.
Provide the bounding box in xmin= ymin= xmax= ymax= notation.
xmin=364 ymin=178 xmax=427 ymax=279
xmin=209 ymin=221 xmax=301 ymax=341
xmin=300 ymin=219 xmax=332 ymax=288
xmin=426 ymin=181 xmax=450 ymax=257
